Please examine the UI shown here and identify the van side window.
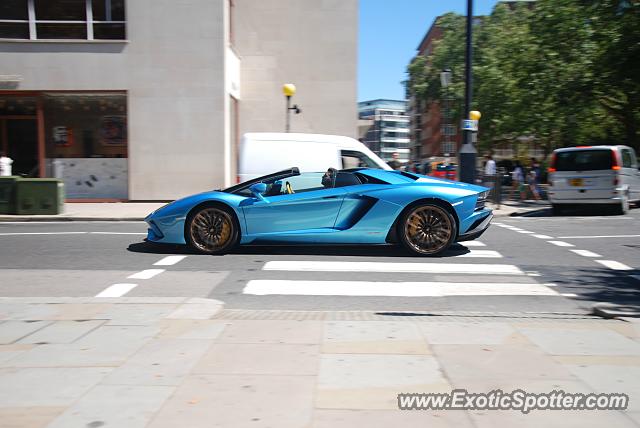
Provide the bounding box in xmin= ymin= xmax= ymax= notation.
xmin=341 ymin=150 xmax=379 ymax=169
xmin=621 ymin=149 xmax=634 ymax=168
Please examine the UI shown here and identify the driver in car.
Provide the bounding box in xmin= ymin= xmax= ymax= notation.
xmin=322 ymin=168 xmax=337 ymax=188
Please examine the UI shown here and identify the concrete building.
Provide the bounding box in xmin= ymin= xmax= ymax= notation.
xmin=358 ymin=99 xmax=409 ymax=164
xmin=0 ymin=0 xmax=357 ymax=200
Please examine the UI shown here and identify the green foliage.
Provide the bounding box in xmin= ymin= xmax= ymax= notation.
xmin=405 ymin=0 xmax=640 ymax=156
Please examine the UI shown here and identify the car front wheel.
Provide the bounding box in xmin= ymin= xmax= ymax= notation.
xmin=398 ymin=203 xmax=456 ymax=256
xmin=186 ymin=205 xmax=238 ymax=254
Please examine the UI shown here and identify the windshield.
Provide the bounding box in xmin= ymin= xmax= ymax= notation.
xmin=555 ymin=149 xmax=613 ymax=171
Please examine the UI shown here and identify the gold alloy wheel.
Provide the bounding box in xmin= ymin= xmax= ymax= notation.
xmin=403 ymin=205 xmax=453 ymax=255
xmin=189 ymin=207 xmax=233 ymax=253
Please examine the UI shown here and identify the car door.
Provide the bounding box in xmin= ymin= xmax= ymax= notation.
xmin=242 ymin=172 xmax=347 ymax=235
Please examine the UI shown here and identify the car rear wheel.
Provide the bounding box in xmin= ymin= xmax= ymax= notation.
xmin=186 ymin=205 xmax=238 ymax=254
xmin=398 ymin=203 xmax=456 ymax=256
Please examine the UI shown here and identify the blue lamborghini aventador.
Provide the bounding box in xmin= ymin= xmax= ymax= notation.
xmin=145 ymin=167 xmax=492 ymax=256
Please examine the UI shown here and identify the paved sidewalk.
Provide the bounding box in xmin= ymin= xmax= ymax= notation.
xmin=0 ymin=200 xmax=537 ymax=222
xmin=1 ymin=298 xmax=639 ymax=427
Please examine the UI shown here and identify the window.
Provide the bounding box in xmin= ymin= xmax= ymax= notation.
xmin=555 ymin=150 xmax=613 ymax=171
xmin=341 ymin=150 xmax=380 ymax=169
xmin=621 ymin=149 xmax=633 ymax=168
xmin=0 ymin=0 xmax=125 ymax=40
xmin=334 ymin=172 xmax=362 ymax=188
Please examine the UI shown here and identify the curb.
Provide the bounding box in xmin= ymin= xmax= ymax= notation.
xmin=592 ymin=303 xmax=640 ymax=319
xmin=0 ymin=216 xmax=145 ymax=222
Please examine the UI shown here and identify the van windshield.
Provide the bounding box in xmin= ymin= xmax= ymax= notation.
xmin=555 ymin=150 xmax=613 ymax=171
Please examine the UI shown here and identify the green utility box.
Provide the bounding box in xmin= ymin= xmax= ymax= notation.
xmin=0 ymin=176 xmax=20 ymax=214
xmin=15 ymin=178 xmax=65 ymax=215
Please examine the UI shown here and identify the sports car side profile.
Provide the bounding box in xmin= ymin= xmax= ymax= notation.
xmin=145 ymin=167 xmax=492 ymax=256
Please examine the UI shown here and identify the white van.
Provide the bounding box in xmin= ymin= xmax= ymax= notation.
xmin=237 ymin=132 xmax=391 ymax=183
xmin=547 ymin=145 xmax=640 ymax=214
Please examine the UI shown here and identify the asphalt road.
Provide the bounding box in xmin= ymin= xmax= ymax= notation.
xmin=1 ymin=207 xmax=639 ymax=315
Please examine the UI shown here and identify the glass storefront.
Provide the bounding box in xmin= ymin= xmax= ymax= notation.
xmin=0 ymin=91 xmax=128 ymax=199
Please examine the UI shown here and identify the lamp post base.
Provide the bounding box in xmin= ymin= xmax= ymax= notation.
xmin=458 ymin=143 xmax=477 ymax=184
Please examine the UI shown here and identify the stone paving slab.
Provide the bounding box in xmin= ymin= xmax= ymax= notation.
xmin=46 ymin=385 xmax=175 ymax=428
xmin=322 ymin=321 xmax=430 ymax=354
xmin=0 ymin=320 xmax=51 ymax=344
xmin=146 ymin=374 xmax=316 ymax=428
xmin=0 ymin=367 xmax=112 ymax=406
xmin=17 ymin=320 xmax=104 ymax=344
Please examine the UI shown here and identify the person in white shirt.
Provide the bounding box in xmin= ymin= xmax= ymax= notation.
xmin=483 ymin=153 xmax=497 ymax=190
xmin=0 ymin=151 xmax=13 ymax=177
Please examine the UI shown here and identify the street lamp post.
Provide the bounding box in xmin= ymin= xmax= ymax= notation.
xmin=440 ymin=69 xmax=452 ymax=163
xmin=459 ymin=0 xmax=476 ymax=184
xmin=282 ymin=83 xmax=301 ymax=132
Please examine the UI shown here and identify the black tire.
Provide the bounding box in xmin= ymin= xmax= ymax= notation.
xmin=186 ymin=205 xmax=239 ymax=255
xmin=551 ymin=204 xmax=565 ymax=216
xmin=397 ymin=203 xmax=457 ymax=256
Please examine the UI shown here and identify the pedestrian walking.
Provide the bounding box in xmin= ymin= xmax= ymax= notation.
xmin=509 ymin=161 xmax=525 ymax=201
xmin=483 ymin=153 xmax=496 ymax=189
xmin=0 ymin=151 xmax=13 ymax=177
xmin=387 ymin=152 xmax=401 ymax=170
xmin=527 ymin=158 xmax=541 ymax=201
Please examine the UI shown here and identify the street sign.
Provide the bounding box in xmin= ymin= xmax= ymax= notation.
xmin=461 ymin=119 xmax=478 ymax=132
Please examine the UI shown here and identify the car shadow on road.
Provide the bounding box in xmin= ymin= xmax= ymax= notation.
xmin=515 ymin=205 xmax=636 ymax=217
xmin=127 ymin=241 xmax=473 ymax=258
xmin=553 ymin=267 xmax=640 ymax=307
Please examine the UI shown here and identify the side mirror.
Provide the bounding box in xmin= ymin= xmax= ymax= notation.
xmin=249 ymin=182 xmax=269 ymax=203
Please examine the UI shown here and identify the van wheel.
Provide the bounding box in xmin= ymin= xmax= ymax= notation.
xmin=614 ymin=195 xmax=630 ymax=215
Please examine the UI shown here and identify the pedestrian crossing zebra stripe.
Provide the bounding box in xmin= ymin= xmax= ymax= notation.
xmin=459 ymin=241 xmax=486 ymax=247
xmin=262 ymin=261 xmax=524 ymax=275
xmin=453 ymin=250 xmax=502 ymax=258
xmin=243 ymin=280 xmax=560 ymax=297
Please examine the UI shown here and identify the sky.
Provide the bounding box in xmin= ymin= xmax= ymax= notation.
xmin=358 ymin=0 xmax=500 ymax=102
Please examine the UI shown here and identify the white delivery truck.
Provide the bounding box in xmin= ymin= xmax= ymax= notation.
xmin=237 ymin=132 xmax=391 ymax=182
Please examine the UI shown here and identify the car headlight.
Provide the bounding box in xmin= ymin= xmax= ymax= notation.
xmin=475 ymin=191 xmax=488 ymax=210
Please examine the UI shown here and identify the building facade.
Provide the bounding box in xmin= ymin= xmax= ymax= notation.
xmin=407 ymin=16 xmax=461 ymax=165
xmin=0 ymin=0 xmax=357 ymax=200
xmin=358 ymin=99 xmax=409 ymax=164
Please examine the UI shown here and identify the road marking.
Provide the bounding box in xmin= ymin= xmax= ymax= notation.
xmin=243 ymin=280 xmax=560 ymax=297
xmin=517 ymin=231 xmax=535 ymax=234
xmin=570 ymin=249 xmax=602 ymax=258
xmin=0 ymin=232 xmax=88 ymax=236
xmin=507 ymin=227 xmax=524 ymax=232
xmin=548 ymin=241 xmax=575 ymax=247
xmin=89 ymin=232 xmax=147 ymax=235
xmin=532 ymin=234 xmax=553 ymax=239
xmin=127 ymin=269 xmax=165 ymax=279
xmin=556 ymin=234 xmax=640 ymax=239
xmin=454 ymin=250 xmax=502 ymax=258
xmin=595 ymin=260 xmax=633 ymax=271
xmin=263 ymin=261 xmax=524 ymax=275
xmin=492 ymin=222 xmax=504 ymax=226
xmin=561 ymin=293 xmax=578 ymax=297
xmin=95 ymin=283 xmax=138 ymax=298
xmin=460 ymin=241 xmax=486 ymax=247
xmin=154 ymin=255 xmax=187 ymax=266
